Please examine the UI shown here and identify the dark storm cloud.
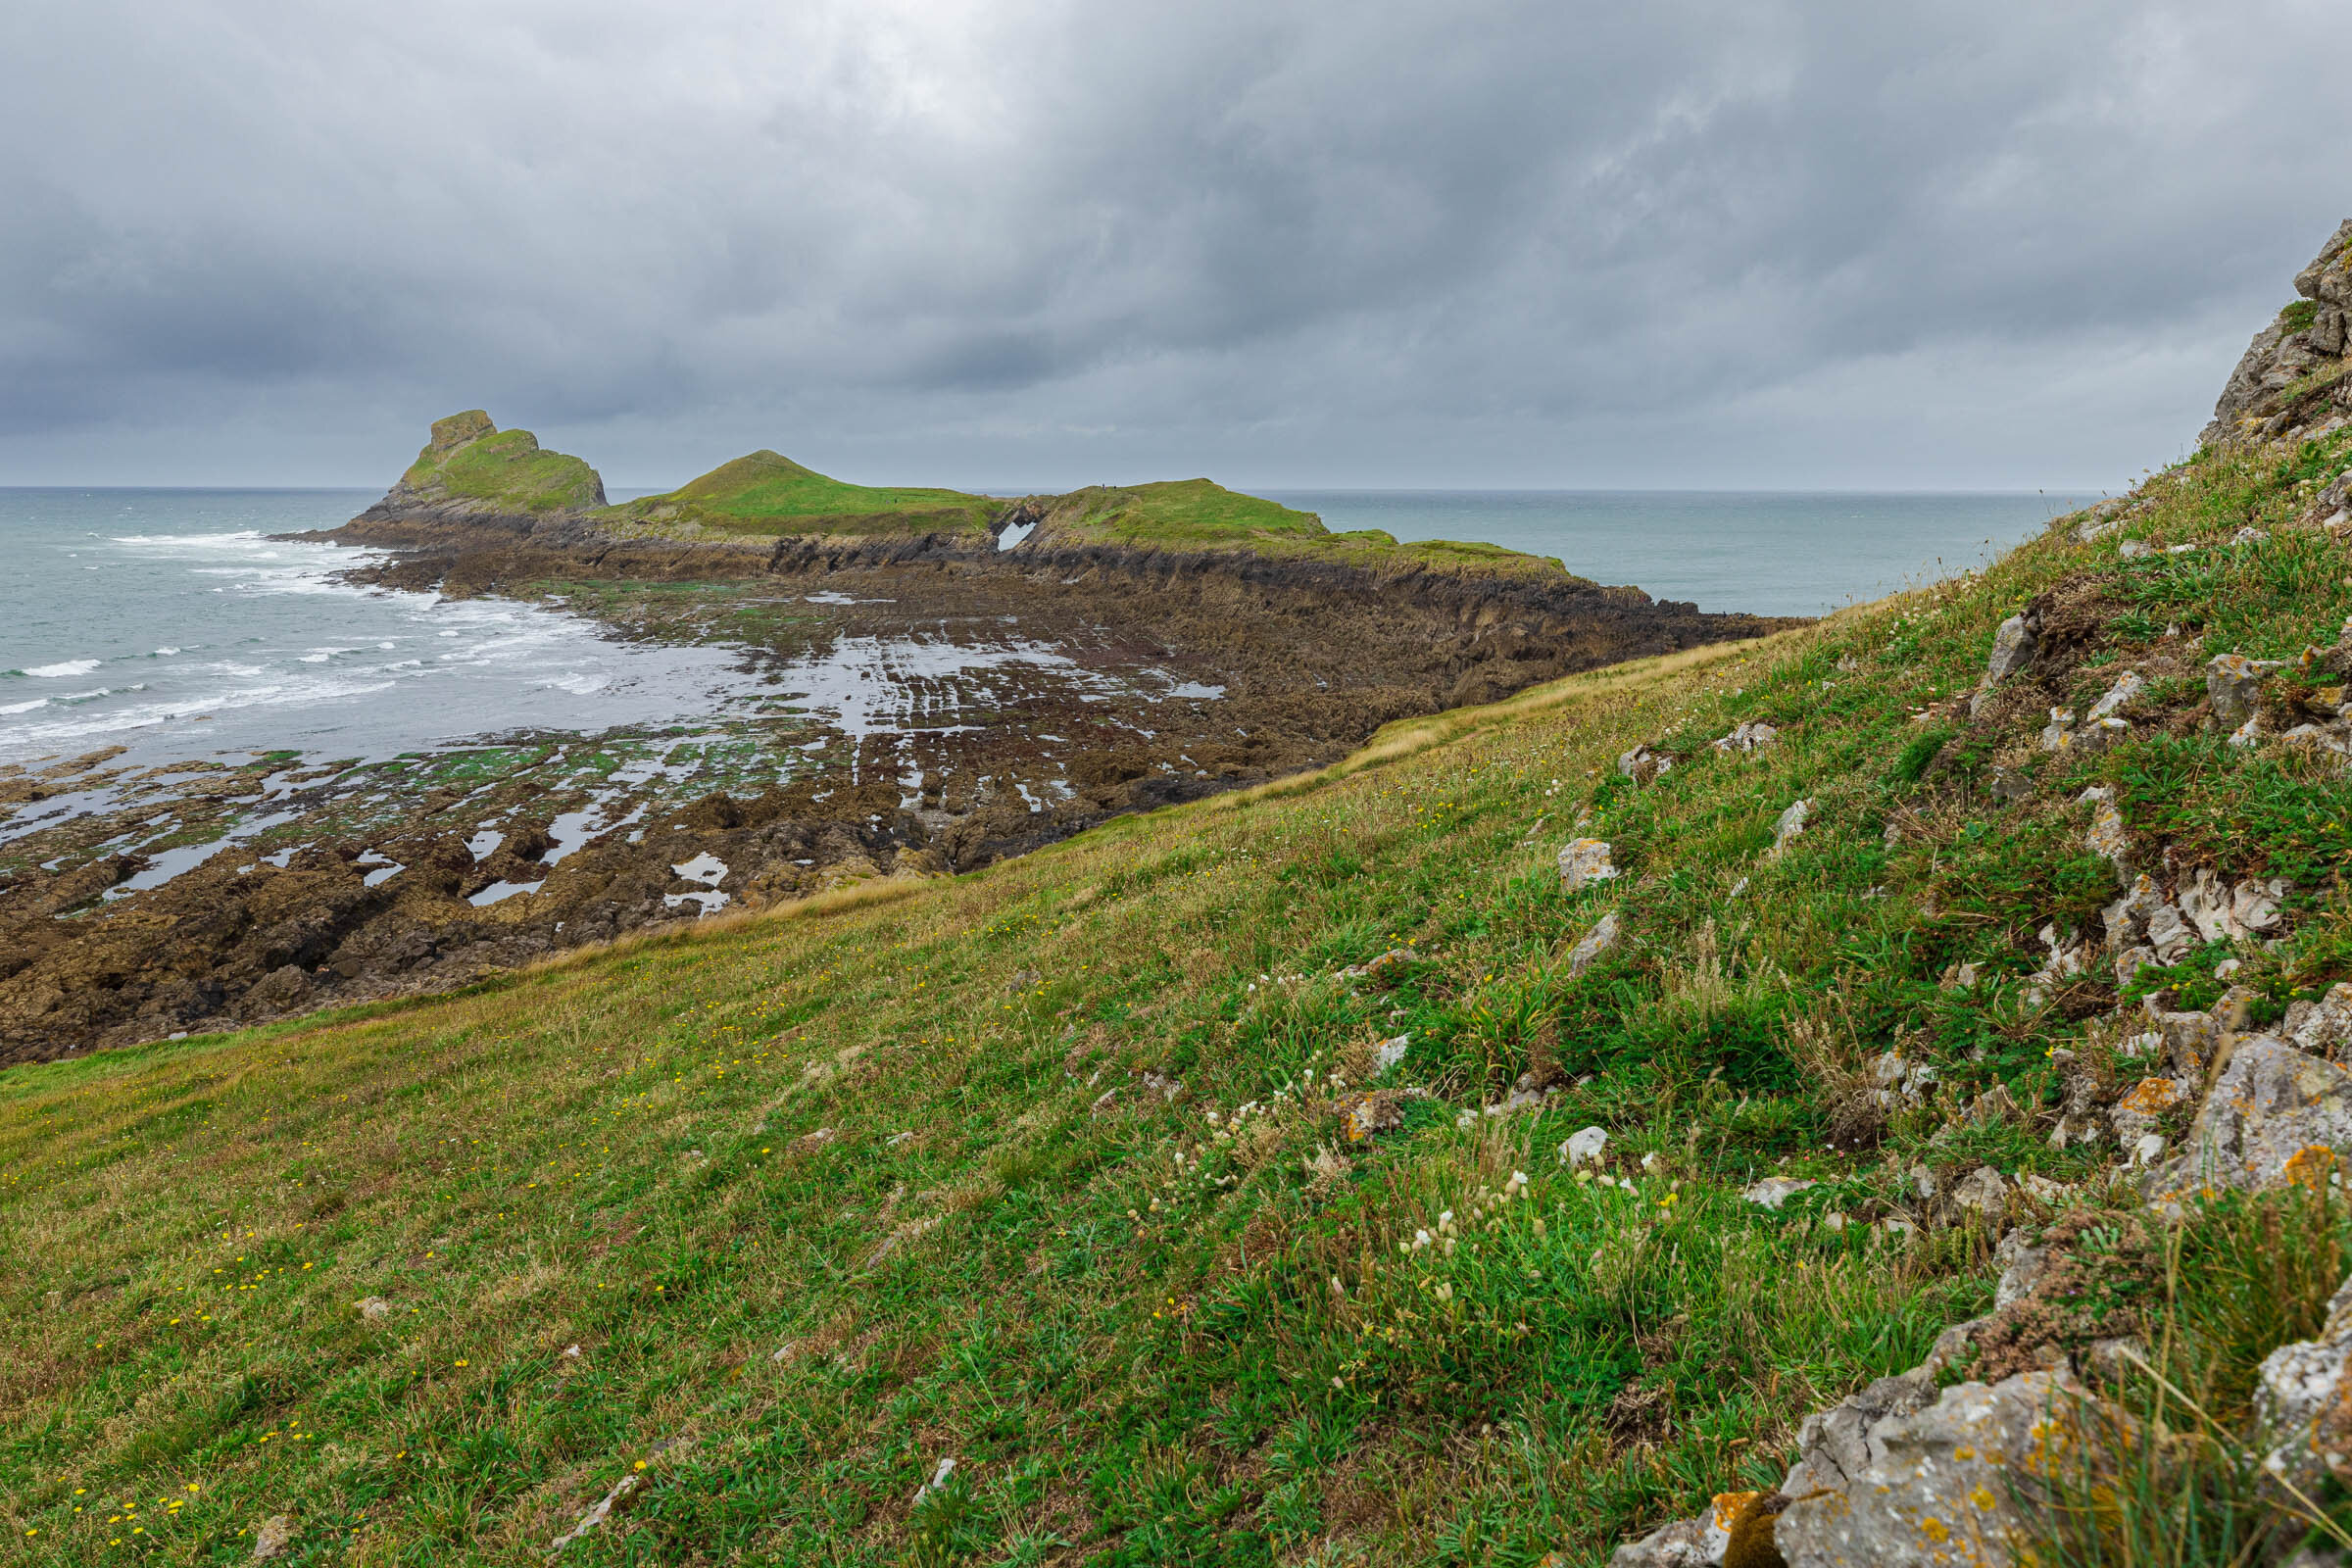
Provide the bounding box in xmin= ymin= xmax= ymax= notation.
xmin=2 ymin=0 xmax=2349 ymax=486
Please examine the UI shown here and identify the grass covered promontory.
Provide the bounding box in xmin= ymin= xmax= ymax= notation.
xmin=366 ymin=420 xmax=1583 ymax=581
xmin=600 ymin=450 xmax=1001 ymax=540
xmin=1018 ymin=478 xmax=1583 ymax=581
xmin=16 ymin=422 xmax=2352 ymax=1562
xmin=393 ymin=411 xmax=607 ymax=515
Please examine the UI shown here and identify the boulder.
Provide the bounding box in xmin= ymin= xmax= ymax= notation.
xmin=1609 ymin=1513 xmax=1716 ymax=1568
xmin=2289 ymin=982 xmax=2352 ymax=1059
xmin=1568 ymin=911 xmax=1621 ymax=975
xmin=2255 ymin=1271 xmax=2352 ymax=1495
xmin=2208 ymin=653 xmax=2284 ymax=731
xmin=1559 ymin=838 xmax=1620 ymax=892
xmin=1776 ymin=1371 xmax=2096 ymax=1568
xmin=1951 ymin=1165 xmax=2010 ymax=1216
xmin=2144 ymin=1037 xmax=2352 ymax=1207
xmin=2178 ymin=867 xmax=2288 ymax=945
xmin=1779 ymin=1370 xmax=1938 ymax=1497
xmin=1984 ymin=613 xmax=2040 ymax=684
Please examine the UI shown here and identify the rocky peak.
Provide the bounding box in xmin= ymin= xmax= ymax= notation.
xmin=2203 ymin=218 xmax=2352 ymax=449
xmin=428 ymin=409 xmax=496 ymax=454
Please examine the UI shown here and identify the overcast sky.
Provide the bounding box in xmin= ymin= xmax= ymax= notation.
xmin=3 ymin=0 xmax=2347 ymax=491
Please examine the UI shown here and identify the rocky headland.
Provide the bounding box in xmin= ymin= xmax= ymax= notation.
xmin=0 ymin=419 xmax=1792 ymax=1062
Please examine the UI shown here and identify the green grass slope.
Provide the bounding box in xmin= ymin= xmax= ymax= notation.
xmin=600 ymin=451 xmax=1000 ymax=540
xmin=397 ymin=412 xmax=606 ymax=515
xmin=1029 ymin=479 xmax=1582 ymax=581
xmin=9 ymin=436 xmax=2352 ymax=1563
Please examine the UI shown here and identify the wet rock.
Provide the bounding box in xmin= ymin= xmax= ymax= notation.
xmin=2209 ymin=653 xmax=2284 ymax=731
xmin=1558 ymin=837 xmax=1619 ymax=892
xmin=1568 ymin=911 xmax=1620 ymax=975
xmin=2145 ymin=1037 xmax=2352 ymax=1206
xmin=1775 ymin=1371 xmax=2097 ymax=1568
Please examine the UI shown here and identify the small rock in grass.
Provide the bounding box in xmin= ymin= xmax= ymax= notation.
xmin=1560 ymin=1126 xmax=1608 ymax=1166
xmin=1951 ymin=1165 xmax=2009 ymax=1215
xmin=1567 ymin=911 xmax=1620 ymax=975
xmin=1712 ymin=720 xmax=1779 ymax=757
xmin=2086 ymin=669 xmax=2146 ymax=721
xmin=911 ymin=1456 xmax=958 ymax=1505
xmin=1741 ymin=1177 xmax=1815 ymax=1210
xmin=1617 ymin=745 xmax=1674 ymax=784
xmin=1557 ymin=837 xmax=1619 ymax=892
xmin=1984 ymin=612 xmax=2039 ymax=683
xmin=354 ymin=1297 xmax=391 ymax=1322
xmin=2208 ymin=652 xmax=2284 ymax=730
xmin=253 ymin=1516 xmax=295 ymax=1561
xmin=1768 ymin=799 xmax=1811 ymax=858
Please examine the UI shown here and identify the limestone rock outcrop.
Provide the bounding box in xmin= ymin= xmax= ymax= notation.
xmin=2204 ymin=220 xmax=2352 ymax=448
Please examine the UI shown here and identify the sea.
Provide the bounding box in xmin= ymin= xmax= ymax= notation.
xmin=0 ymin=487 xmax=2095 ymax=771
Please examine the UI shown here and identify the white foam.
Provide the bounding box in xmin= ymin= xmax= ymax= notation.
xmin=24 ymin=659 xmax=99 ymax=678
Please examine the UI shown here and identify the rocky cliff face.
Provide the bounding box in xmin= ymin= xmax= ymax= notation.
xmin=2203 ymin=219 xmax=2352 ymax=449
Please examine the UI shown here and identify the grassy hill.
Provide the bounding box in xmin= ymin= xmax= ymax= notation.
xmin=1023 ymin=479 xmax=1582 ymax=581
xmin=395 ymin=412 xmax=607 ymax=515
xmin=10 ymin=434 xmax=2352 ymax=1562
xmin=599 ymin=451 xmax=1000 ymax=540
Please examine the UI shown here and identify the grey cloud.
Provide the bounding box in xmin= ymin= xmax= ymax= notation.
xmin=2 ymin=0 xmax=2349 ymax=487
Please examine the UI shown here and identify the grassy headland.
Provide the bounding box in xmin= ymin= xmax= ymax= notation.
xmin=598 ymin=451 xmax=1000 ymax=540
xmin=16 ymin=432 xmax=2352 ymax=1563
xmin=1020 ymin=479 xmax=1584 ymax=582
xmin=393 ymin=412 xmax=606 ymax=515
